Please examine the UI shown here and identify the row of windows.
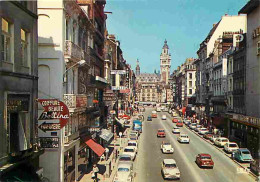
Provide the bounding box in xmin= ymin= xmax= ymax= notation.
xmin=1 ymin=18 xmax=30 ymax=67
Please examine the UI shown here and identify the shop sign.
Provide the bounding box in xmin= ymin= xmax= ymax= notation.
xmin=119 ymin=89 xmax=130 ymax=93
xmin=223 ymin=30 xmax=243 ymax=36
xmin=39 ymin=137 xmax=59 ymax=148
xmin=7 ymin=94 xmax=30 ymax=112
xmin=38 ymin=99 xmax=69 ymax=129
xmin=38 ymin=121 xmax=61 ymax=132
xmin=76 ymin=95 xmax=87 ymax=107
xmin=112 ymin=86 xmax=127 ymax=90
xmin=88 ymin=127 xmax=101 ymax=132
xmin=111 ymin=70 xmax=126 ymax=75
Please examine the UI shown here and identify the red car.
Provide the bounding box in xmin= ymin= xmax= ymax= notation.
xmin=176 ymin=121 xmax=183 ymax=127
xmin=157 ymin=129 xmax=166 ymax=137
xmin=172 ymin=118 xmax=178 ymax=123
xmin=196 ymin=154 xmax=214 ymax=168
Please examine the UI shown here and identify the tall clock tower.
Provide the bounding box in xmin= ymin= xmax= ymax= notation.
xmin=160 ymin=39 xmax=171 ymax=84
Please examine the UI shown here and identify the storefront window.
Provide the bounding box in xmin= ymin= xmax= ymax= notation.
xmin=78 ymin=148 xmax=87 ymax=179
xmin=64 ymin=147 xmax=76 ymax=182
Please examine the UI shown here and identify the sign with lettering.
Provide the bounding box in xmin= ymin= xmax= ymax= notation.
xmin=111 ymin=70 xmax=126 ymax=75
xmin=38 ymin=99 xmax=69 ymax=129
xmin=39 ymin=137 xmax=59 ymax=148
xmin=112 ymin=86 xmax=126 ymax=90
xmin=38 ymin=121 xmax=61 ymax=132
xmin=88 ymin=128 xmax=101 ymax=132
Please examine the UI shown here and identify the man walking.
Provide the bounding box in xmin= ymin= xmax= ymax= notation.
xmin=92 ymin=164 xmax=99 ymax=182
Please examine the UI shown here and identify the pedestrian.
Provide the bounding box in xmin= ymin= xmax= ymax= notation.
xmin=105 ymin=147 xmax=109 ymax=161
xmin=231 ymin=152 xmax=235 ymax=160
xmin=92 ymin=164 xmax=99 ymax=182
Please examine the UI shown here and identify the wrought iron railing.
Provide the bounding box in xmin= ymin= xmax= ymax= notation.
xmin=64 ymin=40 xmax=82 ymax=61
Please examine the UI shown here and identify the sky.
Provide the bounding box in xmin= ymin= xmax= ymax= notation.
xmin=105 ymin=0 xmax=248 ymax=73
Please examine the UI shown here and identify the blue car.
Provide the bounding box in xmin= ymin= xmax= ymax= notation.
xmin=234 ymin=148 xmax=254 ymax=162
xmin=147 ymin=116 xmax=152 ymax=121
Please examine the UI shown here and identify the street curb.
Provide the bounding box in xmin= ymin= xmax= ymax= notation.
xmin=183 ymin=124 xmax=258 ymax=180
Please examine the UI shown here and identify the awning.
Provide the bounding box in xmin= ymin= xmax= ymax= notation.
xmin=85 ymin=139 xmax=105 ymax=157
xmin=99 ymin=129 xmax=113 ymax=142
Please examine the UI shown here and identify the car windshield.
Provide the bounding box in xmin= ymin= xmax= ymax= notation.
xmin=192 ymin=123 xmax=196 ymax=126
xmin=201 ymin=128 xmax=206 ymax=131
xmin=165 ymin=163 xmax=176 ymax=168
xmin=174 ymin=127 xmax=179 ymax=129
xmin=163 ymin=143 xmax=171 ymax=145
xmin=118 ymin=168 xmax=130 ymax=172
xmin=181 ymin=135 xmax=188 ymax=138
xmin=119 ymin=157 xmax=131 ymax=161
xmin=201 ymin=156 xmax=211 ymax=159
xmin=229 ymin=144 xmax=238 ymax=147
xmin=242 ymin=151 xmax=250 ymax=154
xmin=158 ymin=130 xmax=164 ymax=132
xmin=128 ymin=143 xmax=137 ymax=146
xmin=124 ymin=148 xmax=134 ymax=152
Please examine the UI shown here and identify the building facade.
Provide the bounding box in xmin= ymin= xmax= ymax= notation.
xmin=160 ymin=40 xmax=171 ymax=84
xmin=0 ymin=1 xmax=44 ymax=181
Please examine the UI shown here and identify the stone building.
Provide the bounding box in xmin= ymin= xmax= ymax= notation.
xmin=160 ymin=40 xmax=171 ymax=84
xmin=0 ymin=1 xmax=44 ymax=181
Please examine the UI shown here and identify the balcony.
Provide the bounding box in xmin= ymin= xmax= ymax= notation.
xmin=64 ymin=40 xmax=83 ymax=61
xmin=63 ymin=94 xmax=88 ymax=111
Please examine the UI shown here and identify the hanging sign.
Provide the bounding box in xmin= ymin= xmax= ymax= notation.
xmin=38 ymin=99 xmax=69 ymax=129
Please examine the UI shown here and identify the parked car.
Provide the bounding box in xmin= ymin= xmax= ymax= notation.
xmin=234 ymin=148 xmax=254 ymax=163
xmin=127 ymin=140 xmax=138 ymax=153
xmin=172 ymin=127 xmax=180 ymax=134
xmin=152 ymin=111 xmax=157 ymax=118
xmin=176 ymin=121 xmax=183 ymax=127
xmin=162 ymin=115 xmax=167 ymax=120
xmin=196 ymin=153 xmax=214 ymax=168
xmin=130 ymin=130 xmax=139 ymax=137
xmin=161 ymin=159 xmax=180 ymax=180
xmin=184 ymin=119 xmax=191 ymax=125
xmin=129 ymin=134 xmax=138 ymax=141
xmin=113 ymin=162 xmax=134 ymax=182
xmin=224 ymin=142 xmax=239 ymax=153
xmin=250 ymin=159 xmax=260 ymax=176
xmin=161 ymin=141 xmax=174 ymax=154
xmin=199 ymin=128 xmax=209 ymax=135
xmin=210 ymin=134 xmax=220 ymax=143
xmin=189 ymin=123 xmax=197 ymax=130
xmin=203 ymin=132 xmax=213 ymax=140
xmin=157 ymin=129 xmax=166 ymax=137
xmin=147 ymin=116 xmax=152 ymax=121
xmin=177 ymin=134 xmax=190 ymax=143
xmin=123 ymin=147 xmax=136 ymax=161
xmin=195 ymin=125 xmax=202 ymax=132
xmin=118 ymin=154 xmax=132 ymax=164
xmin=214 ymin=137 xmax=229 ymax=147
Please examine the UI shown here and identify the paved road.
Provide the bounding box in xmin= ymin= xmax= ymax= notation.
xmin=133 ymin=107 xmax=256 ymax=182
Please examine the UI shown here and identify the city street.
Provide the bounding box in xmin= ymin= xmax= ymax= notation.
xmin=133 ymin=108 xmax=256 ymax=182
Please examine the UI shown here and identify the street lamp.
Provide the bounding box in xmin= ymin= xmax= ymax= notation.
xmin=63 ymin=60 xmax=86 ymax=83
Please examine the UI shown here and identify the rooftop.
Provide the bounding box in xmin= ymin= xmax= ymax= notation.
xmin=239 ymin=0 xmax=259 ymax=14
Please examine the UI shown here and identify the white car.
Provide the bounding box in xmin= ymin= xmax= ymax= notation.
xmin=195 ymin=125 xmax=202 ymax=132
xmin=162 ymin=115 xmax=167 ymax=120
xmin=127 ymin=141 xmax=138 ymax=153
xmin=130 ymin=130 xmax=139 ymax=136
xmin=123 ymin=146 xmax=136 ymax=161
xmin=161 ymin=141 xmax=174 ymax=153
xmin=199 ymin=128 xmax=209 ymax=135
xmin=177 ymin=134 xmax=190 ymax=143
xmin=161 ymin=159 xmax=180 ymax=180
xmin=224 ymin=142 xmax=239 ymax=153
xmin=214 ymin=137 xmax=229 ymax=147
xmin=113 ymin=162 xmax=134 ymax=182
xmin=172 ymin=127 xmax=180 ymax=134
xmin=189 ymin=123 xmax=197 ymax=130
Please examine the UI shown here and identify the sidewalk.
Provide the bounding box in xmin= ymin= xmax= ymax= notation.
xmin=79 ymin=119 xmax=133 ymax=182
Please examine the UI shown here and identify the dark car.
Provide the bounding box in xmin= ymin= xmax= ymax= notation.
xmin=147 ymin=116 xmax=152 ymax=121
xmin=196 ymin=153 xmax=214 ymax=168
xmin=250 ymin=159 xmax=260 ymax=176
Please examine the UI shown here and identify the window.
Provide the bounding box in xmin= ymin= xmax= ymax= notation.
xmin=189 ymin=73 xmax=192 ymax=79
xmin=65 ymin=19 xmax=69 ymax=40
xmin=21 ymin=29 xmax=29 ymax=67
xmin=189 ymin=81 xmax=192 ymax=88
xmin=189 ymin=89 xmax=192 ymax=94
xmin=257 ymin=41 xmax=260 ymax=55
xmin=1 ymin=18 xmax=11 ymax=62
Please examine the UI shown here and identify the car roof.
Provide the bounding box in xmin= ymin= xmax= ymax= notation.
xmin=228 ymin=142 xmax=237 ymax=144
xmin=118 ymin=162 xmax=132 ymax=168
xmin=218 ymin=137 xmax=228 ymax=139
xmin=180 ymin=134 xmax=188 ymax=136
xmin=125 ymin=146 xmax=135 ymax=149
xmin=120 ymin=154 xmax=132 ymax=158
xmin=158 ymin=129 xmax=164 ymax=130
xmin=163 ymin=159 xmax=176 ymax=164
xmin=238 ymin=148 xmax=250 ymax=152
xmin=199 ymin=153 xmax=211 ymax=157
xmin=128 ymin=140 xmax=137 ymax=143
